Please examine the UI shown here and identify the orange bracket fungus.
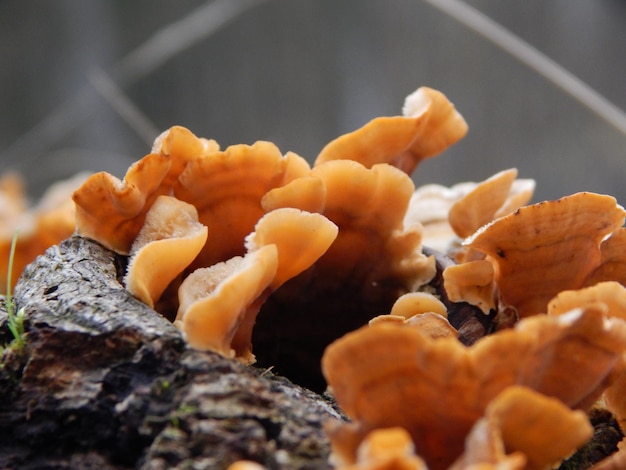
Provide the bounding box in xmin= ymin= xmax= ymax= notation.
xmin=315 ymin=86 xmax=468 ymax=174
xmin=175 ymin=208 xmax=337 ymax=363
xmin=322 ymin=308 xmax=626 ymax=469
xmin=451 ymin=386 xmax=592 ymax=470
xmin=465 ymin=192 xmax=626 ymax=318
xmin=176 ymin=245 xmax=278 ymax=363
xmin=244 ymin=208 xmax=339 ymax=291
xmin=69 ymin=86 xmax=469 ymax=390
xmin=124 ymin=195 xmax=208 ymax=309
xmin=8 ymin=79 xmax=626 ymax=469
xmin=173 ymin=141 xmax=312 ymax=269
xmin=306 ymin=160 xmax=435 ymax=294
xmin=448 ymin=168 xmax=532 ymax=240
xmin=403 ymin=168 xmax=534 ymax=260
xmin=0 ymin=171 xmax=87 ymax=293
xmin=73 ymin=153 xmax=172 ymax=255
xmin=254 ymin=160 xmax=436 ymax=390
xmin=548 ymin=281 xmax=626 ymax=320
xmin=547 ymin=282 xmax=626 ymax=436
xmin=442 ymin=259 xmax=496 ymax=314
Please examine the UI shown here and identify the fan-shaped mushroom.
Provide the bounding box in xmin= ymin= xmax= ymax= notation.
xmin=124 ymin=195 xmax=208 ymax=308
xmin=322 ymin=307 xmax=626 ymax=469
xmin=174 ymin=142 xmax=312 ymax=268
xmin=176 ymin=208 xmax=337 ymax=363
xmin=451 ymin=386 xmax=591 ymax=470
xmin=466 ymin=192 xmax=626 ymax=317
xmin=315 ymin=87 xmax=468 ymax=175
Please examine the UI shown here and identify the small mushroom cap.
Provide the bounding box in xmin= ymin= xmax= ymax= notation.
xmin=245 ymin=208 xmax=338 ymax=290
xmin=389 ymin=292 xmax=448 ymax=318
xmin=466 ymin=192 xmax=626 ymax=317
xmin=177 ymin=245 xmax=278 ymax=361
xmin=443 ymin=260 xmax=496 ymax=314
xmin=315 ymin=87 xmax=467 ymax=175
xmin=124 ymin=195 xmax=208 ymax=308
xmin=322 ymin=308 xmax=626 ymax=469
xmin=73 ymin=152 xmax=171 ymax=254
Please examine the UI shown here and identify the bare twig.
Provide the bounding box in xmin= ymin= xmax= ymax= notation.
xmin=423 ymin=0 xmax=626 ymax=135
xmin=0 ymin=0 xmax=268 ymax=166
xmin=115 ymin=0 xmax=268 ymax=83
xmin=88 ymin=68 xmax=159 ymax=146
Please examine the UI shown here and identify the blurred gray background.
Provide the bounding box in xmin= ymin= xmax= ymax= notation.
xmin=1 ymin=0 xmax=625 ymax=203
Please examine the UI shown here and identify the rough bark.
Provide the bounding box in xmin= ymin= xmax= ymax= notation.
xmin=0 ymin=236 xmax=343 ymax=470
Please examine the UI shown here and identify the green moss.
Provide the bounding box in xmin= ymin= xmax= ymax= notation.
xmin=1 ymin=231 xmax=27 ymax=355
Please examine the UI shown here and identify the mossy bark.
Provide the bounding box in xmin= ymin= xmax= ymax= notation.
xmin=0 ymin=237 xmax=342 ymax=470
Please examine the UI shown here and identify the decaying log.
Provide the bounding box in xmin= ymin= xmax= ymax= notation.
xmin=0 ymin=236 xmax=343 ymax=470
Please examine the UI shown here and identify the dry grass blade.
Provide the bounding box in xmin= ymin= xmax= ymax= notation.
xmin=423 ymin=0 xmax=626 ymax=135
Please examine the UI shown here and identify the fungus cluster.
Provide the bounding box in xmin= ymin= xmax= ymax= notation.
xmin=6 ymin=84 xmax=626 ymax=469
xmin=69 ymin=86 xmax=466 ymax=388
xmin=318 ymin=152 xmax=626 ymax=468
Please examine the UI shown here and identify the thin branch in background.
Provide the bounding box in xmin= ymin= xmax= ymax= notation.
xmin=115 ymin=0 xmax=268 ymax=83
xmin=88 ymin=68 xmax=160 ymax=145
xmin=0 ymin=0 xmax=268 ymax=166
xmin=0 ymin=90 xmax=97 ymax=169
xmin=423 ymin=0 xmax=626 ymax=136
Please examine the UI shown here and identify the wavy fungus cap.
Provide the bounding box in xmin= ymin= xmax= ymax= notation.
xmin=176 ymin=208 xmax=337 ymax=363
xmin=322 ymin=308 xmax=626 ymax=469
xmin=451 ymin=386 xmax=591 ymax=470
xmin=1 ymin=172 xmax=86 ymax=292
xmin=404 ymin=169 xmax=534 ymax=258
xmin=315 ymin=87 xmax=468 ymax=175
xmin=466 ymin=192 xmax=626 ymax=317
xmin=124 ymin=195 xmax=208 ymax=309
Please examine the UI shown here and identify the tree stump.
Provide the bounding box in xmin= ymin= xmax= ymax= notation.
xmin=0 ymin=236 xmax=343 ymax=470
